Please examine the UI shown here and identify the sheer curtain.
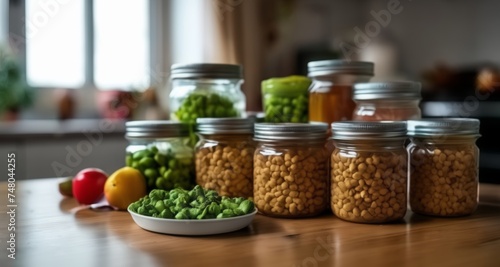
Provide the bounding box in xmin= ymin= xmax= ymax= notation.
xmin=168 ymin=0 xmax=268 ymax=112
xmin=204 ymin=0 xmax=266 ymax=112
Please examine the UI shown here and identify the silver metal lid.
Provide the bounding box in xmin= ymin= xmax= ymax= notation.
xmin=170 ymin=63 xmax=243 ymax=79
xmin=254 ymin=123 xmax=328 ymax=141
xmin=331 ymin=121 xmax=407 ymax=140
xmin=307 ymin=60 xmax=374 ymax=77
xmin=196 ymin=117 xmax=254 ymax=134
xmin=353 ymin=81 xmax=422 ymax=100
xmin=125 ymin=120 xmax=190 ymax=139
xmin=407 ymin=119 xmax=480 ymax=137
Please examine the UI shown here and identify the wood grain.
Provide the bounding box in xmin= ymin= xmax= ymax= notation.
xmin=0 ymin=179 xmax=499 ymax=267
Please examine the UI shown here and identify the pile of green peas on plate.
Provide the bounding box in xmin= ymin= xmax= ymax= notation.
xmin=129 ymin=185 xmax=255 ymax=219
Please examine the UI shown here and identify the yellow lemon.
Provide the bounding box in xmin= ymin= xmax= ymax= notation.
xmin=104 ymin=167 xmax=147 ymax=210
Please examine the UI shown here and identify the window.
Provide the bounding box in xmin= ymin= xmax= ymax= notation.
xmin=24 ymin=0 xmax=150 ymax=90
xmin=0 ymin=0 xmax=7 ymax=44
xmin=25 ymin=0 xmax=85 ymax=88
xmin=94 ymin=0 xmax=150 ymax=89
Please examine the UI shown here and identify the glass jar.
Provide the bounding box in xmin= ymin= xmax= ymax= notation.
xmin=169 ymin=63 xmax=245 ymax=123
xmin=261 ymin=75 xmax=311 ymax=123
xmin=195 ymin=117 xmax=255 ymax=198
xmin=307 ymin=60 xmax=373 ymax=125
xmin=407 ymin=119 xmax=480 ymax=217
xmin=330 ymin=121 xmax=408 ymax=223
xmin=125 ymin=121 xmax=195 ymax=191
xmin=253 ymin=123 xmax=329 ymax=218
xmin=352 ymin=81 xmax=422 ymax=121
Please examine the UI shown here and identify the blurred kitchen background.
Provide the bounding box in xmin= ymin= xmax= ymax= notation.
xmin=0 ymin=0 xmax=499 ymax=183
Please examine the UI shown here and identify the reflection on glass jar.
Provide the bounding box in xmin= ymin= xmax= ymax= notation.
xmin=407 ymin=119 xmax=480 ymax=217
xmin=352 ymin=81 xmax=422 ymax=121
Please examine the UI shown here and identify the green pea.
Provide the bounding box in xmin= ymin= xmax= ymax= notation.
xmin=144 ymin=168 xmax=159 ymax=180
xmin=139 ymin=157 xmax=156 ymax=168
xmin=125 ymin=155 xmax=133 ymax=166
xmin=154 ymin=153 xmax=167 ymax=166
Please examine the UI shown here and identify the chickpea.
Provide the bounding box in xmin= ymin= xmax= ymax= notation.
xmin=331 ymin=150 xmax=407 ymax=223
xmin=409 ymin=144 xmax=478 ymax=216
xmin=254 ymin=146 xmax=328 ymax=217
xmin=195 ymin=140 xmax=254 ymax=198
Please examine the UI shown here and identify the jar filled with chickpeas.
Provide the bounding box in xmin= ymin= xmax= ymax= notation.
xmin=195 ymin=117 xmax=255 ymax=198
xmin=253 ymin=123 xmax=329 ymax=218
xmin=125 ymin=121 xmax=195 ymax=191
xmin=407 ymin=119 xmax=480 ymax=217
xmin=352 ymin=81 xmax=422 ymax=121
xmin=330 ymin=121 xmax=408 ymax=223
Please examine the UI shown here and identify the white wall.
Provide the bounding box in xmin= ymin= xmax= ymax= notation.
xmin=360 ymin=0 xmax=500 ymax=79
xmin=264 ymin=0 xmax=500 ymax=80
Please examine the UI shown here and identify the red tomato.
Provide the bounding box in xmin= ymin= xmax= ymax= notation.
xmin=72 ymin=168 xmax=108 ymax=205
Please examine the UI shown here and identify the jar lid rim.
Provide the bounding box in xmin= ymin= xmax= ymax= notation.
xmin=171 ymin=63 xmax=243 ymax=79
xmin=353 ymin=81 xmax=422 ymax=100
xmin=125 ymin=120 xmax=190 ymax=138
xmin=331 ymin=121 xmax=407 ymax=140
xmin=407 ymin=118 xmax=480 ymax=137
xmin=196 ymin=117 xmax=254 ymax=134
xmin=307 ymin=60 xmax=374 ymax=77
xmin=254 ymin=122 xmax=328 ymax=141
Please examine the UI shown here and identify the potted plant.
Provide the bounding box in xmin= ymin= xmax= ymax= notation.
xmin=0 ymin=46 xmax=33 ymax=120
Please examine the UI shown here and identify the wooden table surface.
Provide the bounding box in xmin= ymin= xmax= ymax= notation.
xmin=1 ymin=179 xmax=499 ymax=267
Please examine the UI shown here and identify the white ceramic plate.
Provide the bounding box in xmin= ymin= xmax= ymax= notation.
xmin=128 ymin=208 xmax=257 ymax=236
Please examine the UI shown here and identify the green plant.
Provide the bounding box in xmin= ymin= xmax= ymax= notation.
xmin=0 ymin=46 xmax=33 ymax=114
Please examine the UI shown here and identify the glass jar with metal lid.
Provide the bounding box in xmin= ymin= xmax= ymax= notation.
xmin=330 ymin=121 xmax=408 ymax=223
xmin=125 ymin=120 xmax=195 ymax=191
xmin=195 ymin=117 xmax=255 ymax=198
xmin=407 ymin=119 xmax=480 ymax=217
xmin=307 ymin=60 xmax=374 ymax=125
xmin=169 ymin=63 xmax=246 ymax=123
xmin=253 ymin=123 xmax=329 ymax=218
xmin=261 ymin=75 xmax=311 ymax=123
xmin=352 ymin=81 xmax=422 ymax=121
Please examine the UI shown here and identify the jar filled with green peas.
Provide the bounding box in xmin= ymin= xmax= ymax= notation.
xmin=169 ymin=63 xmax=246 ymax=124
xmin=261 ymin=75 xmax=311 ymax=123
xmin=125 ymin=121 xmax=195 ymax=191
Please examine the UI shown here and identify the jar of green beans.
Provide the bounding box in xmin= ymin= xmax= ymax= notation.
xmin=169 ymin=63 xmax=246 ymax=123
xmin=125 ymin=121 xmax=195 ymax=191
xmin=261 ymin=75 xmax=311 ymax=123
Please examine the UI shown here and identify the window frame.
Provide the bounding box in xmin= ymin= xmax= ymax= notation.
xmin=8 ymin=0 xmax=162 ymax=91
